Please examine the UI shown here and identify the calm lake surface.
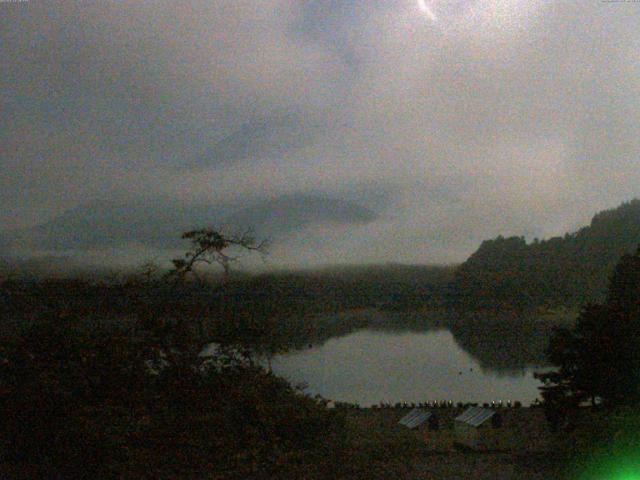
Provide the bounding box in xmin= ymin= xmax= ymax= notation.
xmin=270 ymin=329 xmax=544 ymax=406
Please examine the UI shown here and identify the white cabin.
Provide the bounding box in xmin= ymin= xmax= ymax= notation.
xmin=454 ymin=407 xmax=501 ymax=450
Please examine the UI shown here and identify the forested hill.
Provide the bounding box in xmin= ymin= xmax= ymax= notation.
xmin=454 ymin=199 xmax=640 ymax=308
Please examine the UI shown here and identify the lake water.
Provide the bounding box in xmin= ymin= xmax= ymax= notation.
xmin=270 ymin=329 xmax=544 ymax=406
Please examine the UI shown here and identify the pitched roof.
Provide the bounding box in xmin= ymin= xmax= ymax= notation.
xmin=455 ymin=407 xmax=495 ymax=427
xmin=398 ymin=408 xmax=432 ymax=429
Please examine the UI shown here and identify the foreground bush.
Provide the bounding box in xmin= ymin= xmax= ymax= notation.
xmin=0 ymin=313 xmax=346 ymax=479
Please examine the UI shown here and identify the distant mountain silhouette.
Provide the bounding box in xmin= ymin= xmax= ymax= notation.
xmin=227 ymin=194 xmax=376 ymax=236
xmin=2 ymin=193 xmax=377 ymax=251
xmin=454 ymin=199 xmax=640 ymax=308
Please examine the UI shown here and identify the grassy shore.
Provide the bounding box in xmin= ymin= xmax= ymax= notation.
xmin=340 ymin=407 xmax=567 ymax=479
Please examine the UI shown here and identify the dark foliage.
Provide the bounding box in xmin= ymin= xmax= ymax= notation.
xmin=455 ymin=199 xmax=640 ymax=308
xmin=0 ymin=229 xmax=349 ymax=479
xmin=169 ymin=228 xmax=267 ymax=281
xmin=536 ymin=246 xmax=640 ymax=427
xmin=0 ymin=311 xmax=346 ymax=479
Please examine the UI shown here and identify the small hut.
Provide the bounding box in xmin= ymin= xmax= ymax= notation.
xmin=454 ymin=407 xmax=502 ymax=450
xmin=398 ymin=408 xmax=432 ymax=430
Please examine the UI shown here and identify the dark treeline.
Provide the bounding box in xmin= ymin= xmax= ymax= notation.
xmin=0 ymin=264 xmax=455 ymax=338
xmin=6 ymin=199 xmax=640 ymax=314
xmin=221 ymin=263 xmax=455 ymax=314
xmin=0 ymin=269 xmax=557 ymax=373
xmin=454 ymin=199 xmax=640 ymax=309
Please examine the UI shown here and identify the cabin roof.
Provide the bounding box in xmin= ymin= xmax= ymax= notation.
xmin=454 ymin=407 xmax=495 ymax=427
xmin=398 ymin=408 xmax=432 ymax=429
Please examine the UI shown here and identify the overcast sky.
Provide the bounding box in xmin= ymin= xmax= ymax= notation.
xmin=2 ymin=1 xmax=639 ymax=267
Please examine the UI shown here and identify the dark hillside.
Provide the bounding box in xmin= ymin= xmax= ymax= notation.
xmin=454 ymin=199 xmax=640 ymax=308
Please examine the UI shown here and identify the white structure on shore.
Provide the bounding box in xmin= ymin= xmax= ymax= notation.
xmin=454 ymin=407 xmax=501 ymax=450
xmin=398 ymin=408 xmax=432 ymax=429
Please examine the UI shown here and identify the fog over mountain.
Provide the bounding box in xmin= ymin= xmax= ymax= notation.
xmin=2 ymin=1 xmax=639 ymax=267
xmin=1 ymin=193 xmax=380 ymax=267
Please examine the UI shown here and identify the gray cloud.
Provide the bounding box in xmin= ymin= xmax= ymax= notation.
xmin=2 ymin=0 xmax=639 ymax=267
xmin=3 ymin=192 xmax=380 ymax=251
